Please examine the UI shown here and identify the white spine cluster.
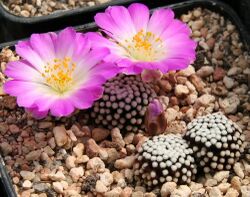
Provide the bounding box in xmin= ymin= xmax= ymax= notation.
xmin=184 ymin=112 xmax=246 ymax=173
xmin=134 ymin=134 xmax=197 ymax=188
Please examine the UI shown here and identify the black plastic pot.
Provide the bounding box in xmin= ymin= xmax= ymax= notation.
xmin=0 ymin=0 xmax=249 ymax=196
xmin=0 ymin=0 xmax=168 ymax=42
xmin=239 ymin=0 xmax=250 ymax=33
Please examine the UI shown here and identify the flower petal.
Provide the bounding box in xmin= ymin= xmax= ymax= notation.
xmin=55 ymin=27 xmax=77 ymax=59
xmin=15 ymin=40 xmax=45 ymax=71
xmin=161 ymin=19 xmax=191 ymax=39
xmin=27 ymin=107 xmax=48 ymax=119
xmin=29 ymin=32 xmax=56 ymax=61
xmin=4 ymin=60 xmax=42 ymax=82
xmin=147 ymin=8 xmax=174 ymax=37
xmin=95 ymin=6 xmax=136 ymax=40
xmin=128 ymin=3 xmax=149 ymax=32
xmin=50 ymin=99 xmax=75 ymax=117
xmin=86 ymin=32 xmax=126 ymax=62
xmin=71 ymin=86 xmax=104 ymax=109
xmin=89 ymin=62 xmax=119 ymax=80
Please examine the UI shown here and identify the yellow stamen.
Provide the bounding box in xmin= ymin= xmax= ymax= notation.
xmin=120 ymin=30 xmax=164 ymax=61
xmin=41 ymin=57 xmax=76 ymax=94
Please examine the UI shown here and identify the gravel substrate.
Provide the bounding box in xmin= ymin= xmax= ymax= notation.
xmin=2 ymin=0 xmax=112 ymax=17
xmin=0 ymin=7 xmax=250 ymax=197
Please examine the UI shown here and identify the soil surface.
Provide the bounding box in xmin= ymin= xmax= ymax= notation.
xmin=0 ymin=7 xmax=250 ymax=197
xmin=2 ymin=0 xmax=112 ymax=17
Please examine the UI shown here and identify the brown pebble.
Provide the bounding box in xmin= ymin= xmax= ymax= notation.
xmin=213 ymin=67 xmax=226 ymax=81
xmin=92 ymin=128 xmax=110 ymax=142
xmin=25 ymin=150 xmax=42 ymax=161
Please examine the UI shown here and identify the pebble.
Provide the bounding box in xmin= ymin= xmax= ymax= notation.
xmin=87 ymin=157 xmax=105 ymax=172
xmin=218 ymin=183 xmax=231 ymax=194
xmin=193 ymin=9 xmax=201 ymax=17
xmin=65 ymin=155 xmax=76 ymax=169
xmin=25 ymin=150 xmax=42 ymax=161
xmin=175 ymin=84 xmax=189 ymax=97
xmin=35 ymin=132 xmax=46 ymax=142
xmin=111 ymin=128 xmax=125 ymax=148
xmin=165 ymin=108 xmax=179 ymax=123
xmin=38 ymin=121 xmax=53 ymax=129
xmin=121 ymin=187 xmax=133 ymax=197
xmin=196 ymin=94 xmax=215 ymax=106
xmin=53 ymin=126 xmax=68 ymax=147
xmin=241 ymin=186 xmax=250 ymax=197
xmin=124 ymin=133 xmax=135 ymax=145
xmin=0 ymin=142 xmax=13 ymax=155
xmin=186 ymin=94 xmax=198 ymax=105
xmin=21 ymin=190 xmax=31 ymax=197
xmin=48 ymin=171 xmax=66 ymax=181
xmin=33 ymin=183 xmax=50 ymax=192
xmin=43 ymin=146 xmax=55 ymax=156
xmin=22 ymin=180 xmax=32 ymax=189
xmin=48 ymin=138 xmax=56 ymax=149
xmin=52 ymin=182 xmax=64 ymax=194
xmin=132 ymin=191 xmax=144 ymax=197
xmin=161 ymin=182 xmax=177 ymax=197
xmin=85 ymin=139 xmax=101 ymax=158
xmin=213 ymin=67 xmax=226 ymax=81
xmin=171 ymin=185 xmax=191 ymax=197
xmin=190 ymin=182 xmax=203 ymax=191
xmin=104 ymin=187 xmax=123 ymax=197
xmin=69 ymin=167 xmax=84 ymax=182
xmin=223 ymin=76 xmax=235 ymax=89
xmin=189 ymin=74 xmax=205 ymax=92
xmin=196 ymin=66 xmax=214 ymax=77
xmin=205 ymin=179 xmax=218 ymax=187
xmin=233 ymin=163 xmax=244 ymax=179
xmin=92 ymin=128 xmax=110 ymax=142
xmin=231 ymin=176 xmax=241 ymax=191
xmin=9 ymin=124 xmax=20 ymax=134
xmin=66 ymin=129 xmax=77 ymax=142
xmin=213 ymin=171 xmax=230 ymax=182
xmin=219 ymin=94 xmax=240 ymax=114
xmin=114 ymin=156 xmax=136 ymax=169
xmin=224 ymin=188 xmax=239 ymax=197
xmin=13 ymin=177 xmax=19 ymax=184
xmin=192 ymin=20 xmax=204 ymax=30
xmin=0 ymin=122 xmax=8 ymax=135
xmin=145 ymin=193 xmax=156 ymax=197
xmin=209 ymin=187 xmax=222 ymax=197
xmin=227 ymin=67 xmax=242 ymax=76
xmin=96 ymin=180 xmax=108 ymax=193
xmin=178 ymin=65 xmax=195 ymax=77
xmin=191 ymin=189 xmax=206 ymax=196
xmin=20 ymin=171 xmax=35 ymax=181
xmin=100 ymin=171 xmax=113 ymax=187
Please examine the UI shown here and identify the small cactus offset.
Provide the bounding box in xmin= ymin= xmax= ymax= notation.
xmin=184 ymin=112 xmax=246 ymax=173
xmin=134 ymin=134 xmax=197 ymax=188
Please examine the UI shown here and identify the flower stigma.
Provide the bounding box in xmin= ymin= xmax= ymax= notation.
xmin=122 ymin=30 xmax=165 ymax=61
xmin=41 ymin=57 xmax=76 ymax=94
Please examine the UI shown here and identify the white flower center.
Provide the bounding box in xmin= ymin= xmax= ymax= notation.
xmin=41 ymin=57 xmax=76 ymax=94
xmin=121 ymin=30 xmax=166 ymax=61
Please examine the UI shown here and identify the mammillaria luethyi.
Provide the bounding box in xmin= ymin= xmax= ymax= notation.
xmin=134 ymin=134 xmax=197 ymax=188
xmin=184 ymin=112 xmax=246 ymax=173
xmin=90 ymin=74 xmax=156 ymax=132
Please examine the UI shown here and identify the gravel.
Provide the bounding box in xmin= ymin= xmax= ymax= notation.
xmin=0 ymin=7 xmax=249 ymax=197
xmin=2 ymin=0 xmax=112 ymax=17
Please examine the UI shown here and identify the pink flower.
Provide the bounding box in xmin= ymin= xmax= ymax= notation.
xmin=86 ymin=3 xmax=197 ymax=75
xmin=4 ymin=27 xmax=118 ymax=119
